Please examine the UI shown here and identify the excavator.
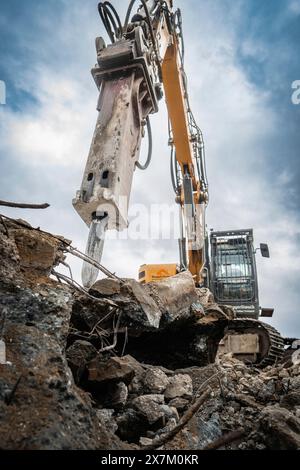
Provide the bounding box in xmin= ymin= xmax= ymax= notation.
xmin=73 ymin=0 xmax=284 ymax=367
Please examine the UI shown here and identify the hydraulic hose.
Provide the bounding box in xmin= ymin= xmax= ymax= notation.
xmin=136 ymin=116 xmax=152 ymax=171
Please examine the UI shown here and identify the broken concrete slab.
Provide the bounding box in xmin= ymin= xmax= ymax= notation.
xmin=165 ymin=374 xmax=193 ymax=401
xmin=73 ymin=272 xmax=226 ymax=362
xmin=122 ymin=279 xmax=162 ymax=329
xmin=146 ymin=271 xmax=198 ymax=324
xmin=92 ymin=272 xmax=202 ymax=333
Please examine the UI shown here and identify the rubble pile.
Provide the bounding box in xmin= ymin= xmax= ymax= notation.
xmin=0 ymin=217 xmax=299 ymax=450
xmin=161 ymin=357 xmax=300 ymax=450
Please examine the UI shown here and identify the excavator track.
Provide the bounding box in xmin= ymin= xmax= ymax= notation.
xmin=226 ymin=318 xmax=285 ymax=368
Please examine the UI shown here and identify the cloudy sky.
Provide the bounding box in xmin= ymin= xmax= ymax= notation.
xmin=0 ymin=0 xmax=299 ymax=337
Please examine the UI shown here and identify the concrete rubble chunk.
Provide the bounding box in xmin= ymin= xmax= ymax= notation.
xmin=292 ymin=349 xmax=300 ymax=366
xmin=122 ymin=357 xmax=146 ymax=395
xmin=88 ymin=355 xmax=138 ymax=386
xmin=116 ymin=409 xmax=148 ymax=443
xmin=281 ymin=391 xmax=300 ymax=409
xmin=146 ymin=271 xmax=198 ymax=324
xmin=196 ymin=287 xmax=235 ymax=323
xmin=0 ymin=339 xmax=6 ymax=365
xmin=290 ymin=375 xmax=300 ymax=390
xmin=131 ymin=394 xmax=166 ymax=425
xmin=260 ymin=406 xmax=300 ymax=450
xmin=105 ymin=382 xmax=128 ymax=409
xmin=168 ymin=397 xmax=190 ymax=412
xmin=12 ymin=229 xmax=65 ymax=276
xmin=4 ymin=220 xmax=68 ymax=282
xmin=122 ymin=279 xmax=163 ymax=329
xmin=89 ymin=278 xmax=122 ymax=297
xmin=196 ymin=288 xmax=215 ymax=307
xmin=143 ymin=367 xmax=170 ymax=394
xmin=165 ymin=374 xmax=193 ymax=401
xmin=161 ymin=405 xmax=180 ymax=422
xmin=0 ymin=224 xmax=21 ymax=282
xmin=66 ymin=340 xmax=97 ymax=384
xmin=96 ymin=409 xmax=118 ymax=434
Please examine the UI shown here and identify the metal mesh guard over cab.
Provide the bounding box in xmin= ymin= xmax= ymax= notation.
xmin=210 ymin=229 xmax=259 ymax=319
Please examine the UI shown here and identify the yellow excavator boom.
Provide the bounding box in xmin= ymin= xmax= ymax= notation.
xmin=73 ymin=0 xmax=209 ymax=286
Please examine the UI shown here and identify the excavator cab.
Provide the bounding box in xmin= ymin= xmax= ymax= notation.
xmin=210 ymin=229 xmax=260 ymax=319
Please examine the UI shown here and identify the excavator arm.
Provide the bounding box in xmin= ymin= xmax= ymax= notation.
xmin=73 ymin=0 xmax=208 ymax=286
xmin=161 ymin=9 xmax=208 ymax=283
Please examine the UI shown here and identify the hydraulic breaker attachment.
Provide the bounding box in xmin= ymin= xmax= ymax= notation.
xmin=73 ymin=26 xmax=160 ymax=286
xmin=73 ymin=73 xmax=145 ymax=232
